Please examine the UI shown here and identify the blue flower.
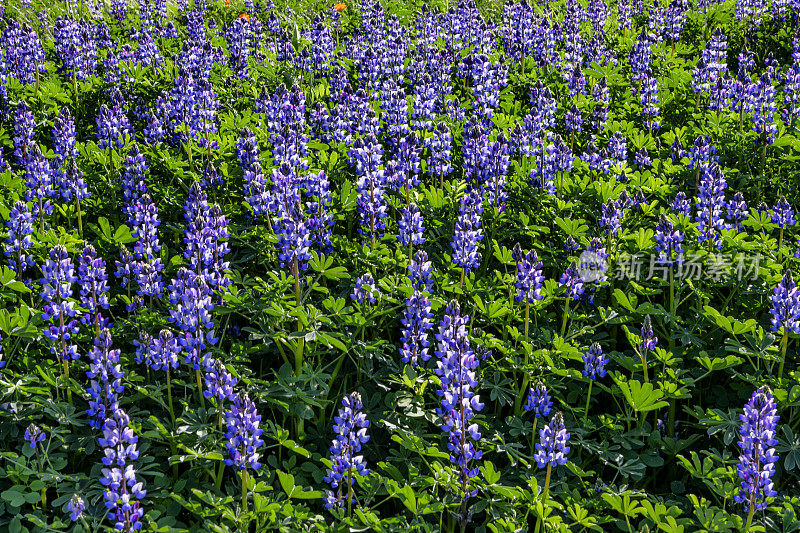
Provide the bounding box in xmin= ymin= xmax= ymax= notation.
xmin=323 ymin=392 xmax=370 ymax=509
xmin=524 ymin=382 xmax=553 ymax=418
xmin=534 ymin=412 xmax=570 ymax=468
xmin=24 ymin=423 xmax=46 ymax=448
xmin=734 ymin=386 xmax=779 ymax=511
xmin=223 ymin=392 xmax=264 ymax=471
xmin=582 ymin=343 xmax=608 ymax=379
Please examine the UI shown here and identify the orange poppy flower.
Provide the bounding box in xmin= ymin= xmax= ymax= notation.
xmin=333 ymin=3 xmax=346 ymax=12
xmin=239 ymin=13 xmax=250 ymax=20
xmin=225 ymin=0 xmax=230 ymax=5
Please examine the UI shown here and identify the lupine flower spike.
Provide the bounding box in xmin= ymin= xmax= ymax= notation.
xmin=323 ymin=392 xmax=370 ymax=514
xmin=533 ymin=412 xmax=570 ymax=533
xmin=736 ymin=386 xmax=779 ymax=531
xmin=582 ymin=343 xmax=607 ymax=420
xmin=769 ymin=270 xmax=800 ymax=381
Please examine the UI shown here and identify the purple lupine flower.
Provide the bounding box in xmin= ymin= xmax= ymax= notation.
xmin=128 ymin=194 xmax=164 ymax=298
xmin=167 ymin=268 xmax=217 ymax=370
xmin=747 ymin=72 xmax=777 ymax=145
xmin=86 ymin=330 xmax=124 ymax=429
xmin=204 ymin=359 xmax=237 ymax=402
xmin=640 ymin=71 xmax=660 ymax=132
xmin=451 ymin=189 xmax=484 ymax=274
xmin=480 ymin=133 xmax=511 ymax=212
xmin=524 ymin=382 xmax=553 ymax=418
xmin=4 ymin=201 xmax=36 ymax=283
xmin=54 ymin=18 xmax=98 ymax=81
xmin=99 ymin=409 xmax=146 ymax=532
xmin=236 ymin=127 xmax=269 ymax=216
xmin=654 ymin=215 xmax=685 ymax=266
xmin=408 ymin=249 xmax=434 ymax=293
xmin=672 ymin=191 xmax=692 ymax=217
xmin=134 ymin=332 xmax=154 ymax=367
xmin=399 ymin=203 xmax=425 ymax=248
xmin=770 ymin=197 xmax=795 ymax=228
xmin=13 ymin=101 xmax=36 ymax=167
xmin=149 ymin=329 xmax=180 ymax=372
xmin=323 ymin=392 xmax=370 ymax=509
xmin=78 ymin=244 xmax=110 ymax=331
xmin=305 ymin=169 xmax=334 ymax=253
xmin=600 ymin=199 xmax=623 ymax=238
xmin=121 ymin=144 xmax=149 ymax=217
xmin=52 ymin=108 xmax=88 ymax=203
xmin=769 ymin=270 xmax=800 ymax=334
xmin=272 ymin=166 xmax=312 ymax=275
xmin=583 ymin=342 xmax=608 ymax=379
xmin=607 ymin=132 xmax=627 ymax=170
xmin=640 ymin=315 xmax=658 ymax=351
xmin=96 ymin=104 xmax=131 ymax=152
xmin=165 ymin=70 xmax=220 ymax=150
xmin=351 ymin=273 xmax=378 ymax=305
xmin=427 ymin=122 xmax=453 ymax=181
xmin=351 ymin=136 xmax=388 ymax=244
xmin=24 ymin=423 xmax=46 ymax=448
xmin=400 ymin=290 xmax=434 ymax=368
xmin=183 ymin=184 xmax=232 ymax=293
xmin=534 ymin=412 xmax=570 ymax=468
xmin=634 ymin=146 xmax=651 ymax=169
xmin=734 ymin=386 xmax=779 ymax=511
xmin=67 ymin=494 xmax=85 ymax=521
xmin=514 ymin=244 xmax=545 ymax=303
xmin=434 ymin=301 xmax=484 ymax=504
xmin=223 ymin=392 xmax=264 ymax=471
xmin=225 ymin=16 xmax=256 ymax=79
xmin=671 ymin=137 xmax=686 ymax=163
xmin=41 ymin=245 xmax=80 ymax=362
xmin=696 ymin=164 xmax=727 ymax=250
xmin=560 ymin=261 xmax=585 ymax=300
xmin=565 ymin=104 xmax=583 ymax=136
xmin=726 ymin=193 xmax=749 ymax=231
xmin=24 ymin=144 xmax=56 ymax=218
xmin=1 ymin=22 xmax=47 ymax=85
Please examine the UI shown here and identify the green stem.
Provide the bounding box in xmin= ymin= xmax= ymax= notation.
xmin=560 ymin=297 xmax=570 ymax=337
xmin=76 ymin=196 xmax=83 ymax=238
xmin=524 ymin=301 xmax=530 ymax=339
xmin=583 ymin=380 xmax=594 ymax=422
xmin=242 ymin=469 xmax=248 ymax=513
xmin=534 ymin=464 xmax=553 ymax=533
xmin=62 ymin=359 xmax=72 ymax=405
xmin=529 ymin=418 xmax=538 ymax=454
xmin=196 ymin=368 xmax=205 ymax=409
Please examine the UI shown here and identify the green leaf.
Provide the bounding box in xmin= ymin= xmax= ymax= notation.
xmin=616 ymin=379 xmax=669 ymax=413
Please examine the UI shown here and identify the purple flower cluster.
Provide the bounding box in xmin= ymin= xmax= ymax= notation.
xmin=223 ymin=392 xmax=264 ymax=470
xmin=524 ymin=382 xmax=553 ymax=418
xmin=769 ymin=270 xmax=800 ymax=334
xmin=451 ymin=190 xmax=484 ymax=274
xmin=435 ymin=301 xmax=484 ymax=502
xmin=4 ymin=202 xmax=36 ymax=282
xmin=534 ymin=412 xmax=570 ymax=468
xmin=514 ymin=244 xmax=545 ymax=304
xmin=99 ymin=409 xmax=146 ymax=531
xmin=582 ymin=343 xmax=608 ymax=379
xmin=323 ymin=392 xmax=370 ymax=509
xmin=41 ymin=246 xmax=80 ymax=362
xmin=734 ymin=386 xmax=779 ymax=511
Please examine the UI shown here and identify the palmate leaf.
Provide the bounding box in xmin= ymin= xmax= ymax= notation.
xmin=615 ymin=378 xmax=669 ymax=413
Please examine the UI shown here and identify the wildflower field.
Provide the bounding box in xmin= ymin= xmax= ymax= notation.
xmin=1 ymin=0 xmax=800 ymax=530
